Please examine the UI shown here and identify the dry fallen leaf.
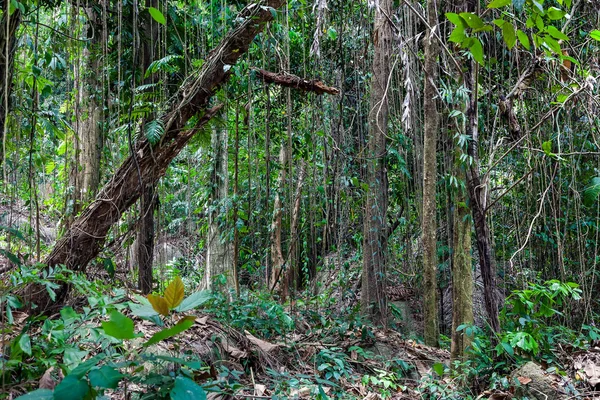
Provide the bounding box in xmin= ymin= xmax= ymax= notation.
xmin=517 ymin=376 xmax=532 ymax=385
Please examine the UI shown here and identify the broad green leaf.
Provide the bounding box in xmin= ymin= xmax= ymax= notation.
xmin=589 ymin=30 xmax=600 ymax=42
xmin=148 ymin=294 xmax=170 ymax=316
xmin=144 ymin=316 xmax=196 ymax=347
xmin=432 ymin=362 xmax=445 ymax=376
xmin=445 ymin=13 xmax=465 ymax=27
xmin=53 ymin=376 xmax=89 ymax=400
xmin=19 ymin=334 xmax=32 ymax=356
xmin=89 ymin=366 xmax=122 ymax=389
xmin=583 ymin=177 xmax=600 ymax=206
xmin=488 ymin=0 xmax=511 ymax=8
xmin=101 ymin=311 xmax=137 ymax=339
xmin=449 ymin=26 xmax=467 ymax=44
xmin=459 ymin=12 xmax=485 ymax=29
xmin=144 ymin=120 xmax=164 ymax=146
xmin=547 ymin=7 xmax=565 ymax=20
xmin=500 ymin=342 xmax=514 ymax=356
xmin=164 ymin=276 xmax=185 ymax=309
xmin=15 ymin=389 xmax=54 ymax=400
xmin=543 ymin=35 xmax=562 ymax=54
xmin=129 ymin=302 xmax=159 ymax=318
xmin=470 ymin=38 xmax=485 ymax=65
xmin=517 ymin=30 xmax=530 ymax=49
xmin=546 ymin=26 xmax=569 ymax=41
xmin=170 ymin=376 xmax=207 ymax=400
xmin=502 ymin=23 xmax=517 ymax=49
xmin=148 ymin=7 xmax=166 ymax=25
xmin=175 ymin=290 xmax=212 ymax=312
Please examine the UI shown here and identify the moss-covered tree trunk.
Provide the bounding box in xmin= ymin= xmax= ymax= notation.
xmin=422 ymin=0 xmax=440 ymax=346
xmin=450 ymin=173 xmax=473 ymax=362
xmin=361 ymin=0 xmax=392 ymax=325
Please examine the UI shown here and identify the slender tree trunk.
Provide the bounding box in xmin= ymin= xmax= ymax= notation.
xmin=422 ymin=0 xmax=440 ymax=347
xmin=30 ymin=0 xmax=285 ymax=310
xmin=464 ymin=42 xmax=501 ymax=335
xmin=137 ymin=183 xmax=156 ymax=293
xmin=0 ymin=8 xmax=19 ymax=164
xmin=450 ymin=171 xmax=473 ymax=362
xmin=270 ymin=144 xmax=288 ymax=295
xmin=361 ymin=0 xmax=392 ymax=325
xmin=135 ymin=0 xmax=160 ymax=294
xmin=204 ymin=123 xmax=234 ymax=292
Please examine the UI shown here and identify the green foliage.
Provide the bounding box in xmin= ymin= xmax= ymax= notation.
xmin=498 ymin=280 xmax=582 ymax=358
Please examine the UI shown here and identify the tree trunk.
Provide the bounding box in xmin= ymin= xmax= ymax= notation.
xmin=137 ymin=183 xmax=156 ymax=294
xmin=204 ymin=123 xmax=235 ymax=292
xmin=361 ymin=0 xmax=392 ymax=325
xmin=270 ymin=144 xmax=288 ymax=295
xmin=465 ymin=51 xmax=501 ymax=335
xmin=422 ymin=0 xmax=440 ymax=347
xmin=0 ymin=8 xmax=20 ymax=164
xmin=31 ymin=0 xmax=285 ymax=310
xmin=70 ymin=6 xmax=102 ymax=216
xmin=450 ymin=173 xmax=473 ymax=362
xmin=135 ymin=0 xmax=161 ymax=294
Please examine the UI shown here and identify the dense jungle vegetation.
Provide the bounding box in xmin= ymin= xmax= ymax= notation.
xmin=0 ymin=0 xmax=599 ymax=398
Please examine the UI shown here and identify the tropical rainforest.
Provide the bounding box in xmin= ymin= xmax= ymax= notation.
xmin=0 ymin=0 xmax=599 ymax=398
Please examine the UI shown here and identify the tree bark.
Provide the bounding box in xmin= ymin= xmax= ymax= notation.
xmin=465 ymin=61 xmax=501 ymax=335
xmin=422 ymin=0 xmax=440 ymax=347
xmin=361 ymin=0 xmax=392 ymax=325
xmin=70 ymin=6 xmax=102 ymax=216
xmin=270 ymin=144 xmax=288 ymax=295
xmin=137 ymin=183 xmax=156 ymax=294
xmin=135 ymin=0 xmax=161 ymax=294
xmin=204 ymin=123 xmax=235 ymax=292
xmin=450 ymin=174 xmax=473 ymax=363
xmin=0 ymin=8 xmax=20 ymax=164
xmin=32 ymin=0 xmax=286 ymax=310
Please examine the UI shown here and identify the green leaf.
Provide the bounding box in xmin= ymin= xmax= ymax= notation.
xmin=547 ymin=7 xmax=565 ymax=20
xmin=583 ymin=177 xmax=600 ymax=206
xmin=487 ymin=0 xmax=511 ymax=8
xmin=542 ymin=140 xmax=553 ymax=156
xmin=500 ymin=341 xmax=514 ymax=356
xmin=546 ymin=26 xmax=569 ymax=41
xmin=459 ymin=12 xmax=485 ymax=29
xmin=589 ymin=30 xmax=600 ymax=42
xmin=89 ymin=366 xmax=122 ymax=389
xmin=543 ymin=35 xmax=562 ymax=54
xmin=502 ymin=23 xmax=517 ymax=49
xmin=148 ymin=7 xmax=166 ymax=25
xmin=144 ymin=316 xmax=196 ymax=347
xmin=175 ymin=290 xmax=212 ymax=312
xmin=449 ymin=26 xmax=467 ymax=44
xmin=170 ymin=376 xmax=207 ymax=400
xmin=18 ymin=334 xmax=32 ymax=356
xmin=432 ymin=362 xmax=445 ymax=376
xmin=15 ymin=389 xmax=54 ymax=400
xmin=53 ymin=376 xmax=89 ymax=400
xmin=445 ymin=13 xmax=465 ymax=27
xmin=517 ymin=30 xmax=530 ymax=49
xmin=144 ymin=120 xmax=164 ymax=146
xmin=129 ymin=302 xmax=159 ymax=318
xmin=469 ymin=38 xmax=485 ymax=65
xmin=101 ymin=311 xmax=137 ymax=340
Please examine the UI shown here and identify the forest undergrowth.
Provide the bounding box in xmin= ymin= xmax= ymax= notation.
xmin=1 ymin=256 xmax=600 ymax=400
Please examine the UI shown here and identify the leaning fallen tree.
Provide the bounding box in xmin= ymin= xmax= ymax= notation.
xmin=31 ymin=1 xmax=285 ymax=310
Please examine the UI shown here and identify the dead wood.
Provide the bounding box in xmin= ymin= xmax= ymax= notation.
xmin=253 ymin=68 xmax=340 ymax=95
xmin=29 ymin=0 xmax=286 ymax=310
